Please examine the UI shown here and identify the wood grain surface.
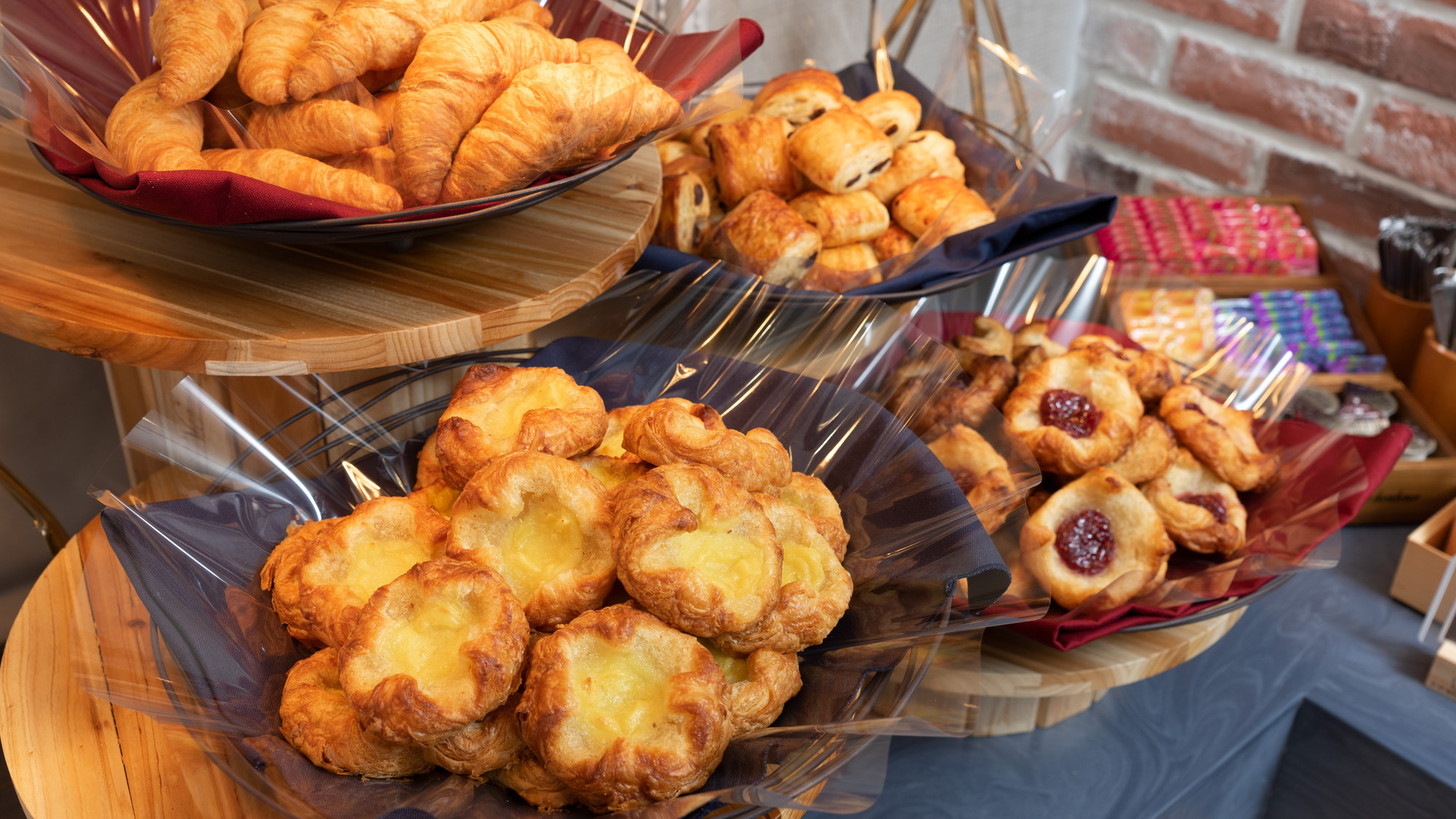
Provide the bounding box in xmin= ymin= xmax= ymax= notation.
xmin=0 ymin=132 xmax=659 ymax=376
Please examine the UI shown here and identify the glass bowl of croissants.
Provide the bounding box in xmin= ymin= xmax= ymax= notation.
xmin=2 ymin=0 xmax=759 ymax=241
xmin=92 ymin=325 xmax=1011 ymax=817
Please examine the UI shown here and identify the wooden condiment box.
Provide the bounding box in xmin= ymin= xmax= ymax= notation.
xmin=1389 ymin=495 xmax=1456 ymax=619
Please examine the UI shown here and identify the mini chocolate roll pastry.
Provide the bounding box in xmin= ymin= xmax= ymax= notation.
xmin=901 ymin=129 xmax=966 ymax=182
xmin=653 ymin=172 xmax=712 ymax=253
xmin=788 ymin=190 xmax=890 ymax=247
xmin=688 ymin=104 xmax=749 ymax=156
xmin=870 ymin=223 xmax=917 ymax=261
xmin=892 ymin=176 xmax=995 ymax=238
xmin=802 ymin=244 xmax=883 ymax=293
xmin=750 ymin=67 xmax=851 ymax=127
xmin=707 ymin=114 xmax=799 ymax=208
xmin=710 ymin=190 xmax=822 ymax=287
xmin=786 ymin=108 xmax=895 ymax=195
xmin=865 ymin=142 xmax=941 ymax=203
xmin=663 ymin=153 xmax=719 ymax=203
xmin=656 ymin=139 xmax=694 ymax=166
xmin=854 ymin=90 xmax=921 ymax=147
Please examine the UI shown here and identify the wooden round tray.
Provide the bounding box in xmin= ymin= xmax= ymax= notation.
xmin=0 ymin=132 xmax=660 ymax=376
xmin=922 ymin=611 xmax=1244 ymax=737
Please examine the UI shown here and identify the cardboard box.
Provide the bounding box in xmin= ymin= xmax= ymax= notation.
xmin=1389 ymin=496 xmax=1456 ymax=620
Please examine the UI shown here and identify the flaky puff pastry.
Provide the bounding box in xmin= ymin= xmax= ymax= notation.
xmin=446 ymin=451 xmax=615 ymax=629
xmin=571 ymin=455 xmax=652 ymax=495
xmin=854 ymin=90 xmax=922 ymax=147
xmin=493 ymin=751 xmax=580 ymax=811
xmin=1069 ymin=334 xmax=1177 ymax=403
xmin=925 ymin=424 xmax=1017 ymax=536
xmin=704 ymin=642 xmax=802 ymax=738
xmin=1002 ymin=345 xmax=1143 ymax=476
xmin=422 ymin=691 xmax=526 ymax=779
xmin=623 ymin=398 xmax=792 ymax=493
xmin=104 ymin=73 xmax=209 ymax=174
xmin=789 ymin=190 xmax=890 ymax=248
xmin=339 ymin=558 xmax=529 ymax=744
xmin=802 ymin=244 xmax=882 ymax=293
xmin=786 ymin=107 xmax=895 ymax=195
xmin=710 ymin=190 xmax=823 ymax=288
xmin=1020 ymin=467 xmax=1175 ymax=613
xmin=592 ymin=400 xmax=723 ymax=460
xmin=1106 ymin=415 xmax=1177 ymax=485
xmin=279 ymin=647 xmax=433 ymax=777
xmin=614 ymin=464 xmax=782 ymax=637
xmin=871 ymin=223 xmax=917 ymax=262
xmin=654 ymin=170 xmax=713 ymax=253
xmin=1012 ymin=320 xmax=1068 ymax=378
xmin=749 ymin=67 xmax=851 ymax=128
xmin=773 ymin=472 xmax=850 ymax=559
xmin=434 ymin=364 xmax=607 ymax=489
xmin=891 ymin=176 xmax=995 ymax=238
xmin=708 ymin=114 xmax=800 ymax=208
xmin=950 ymin=316 xmax=1014 ymax=361
xmin=260 ymin=517 xmax=339 ymax=646
xmin=714 ymin=494 xmax=851 ymax=656
xmin=1160 ymin=385 xmax=1281 ymax=493
xmin=516 ymin=603 xmax=733 ymax=813
xmin=295 ymin=495 xmax=448 ymax=647
xmin=908 ymin=353 xmax=1016 ymax=436
xmin=1143 ymin=447 xmax=1247 ymax=557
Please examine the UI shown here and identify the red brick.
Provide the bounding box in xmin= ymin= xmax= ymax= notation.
xmin=1361 ymin=99 xmax=1456 ymax=197
xmin=1139 ymin=0 xmax=1287 ymax=40
xmin=1297 ymin=0 xmax=1395 ymax=75
xmin=1170 ymin=38 xmax=1359 ymax=146
xmin=1069 ymin=146 xmax=1142 ymax=193
xmin=1082 ymin=9 xmax=1164 ymax=82
xmin=1263 ymin=152 xmax=1451 ymax=238
xmin=1384 ymin=15 xmax=1456 ymax=102
xmin=1087 ymin=85 xmax=1256 ymax=187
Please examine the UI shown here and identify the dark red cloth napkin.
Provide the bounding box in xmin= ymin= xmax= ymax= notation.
xmin=10 ymin=0 xmax=763 ymax=226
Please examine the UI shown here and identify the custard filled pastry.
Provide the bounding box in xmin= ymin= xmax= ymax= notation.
xmin=925 ymin=424 xmax=1017 ymax=535
xmin=516 ymin=603 xmax=733 ymax=813
xmin=571 ymin=454 xmax=652 ymax=494
xmin=710 ymin=190 xmax=823 ymax=288
xmin=1002 ymin=345 xmax=1143 ymax=476
xmin=786 ymin=107 xmax=895 ymax=195
xmin=433 ymin=364 xmax=607 ymax=489
xmin=773 ymin=472 xmax=850 ymax=559
xmin=261 ymin=517 xmax=338 ymax=646
xmin=623 ymin=397 xmax=793 ymax=493
xmin=704 ymin=643 xmax=803 ymax=737
xmin=446 ymin=451 xmax=615 ymax=629
xmin=891 ymin=176 xmax=995 ymax=238
xmin=854 ymin=90 xmax=922 ymax=147
xmin=1105 ymin=415 xmax=1177 ymax=486
xmin=714 ymin=494 xmax=852 ymax=655
xmin=592 ymin=399 xmax=723 ymax=460
xmin=614 ymin=464 xmax=782 ymax=637
xmin=1020 ymin=467 xmax=1175 ymax=613
xmin=421 ymin=691 xmax=526 ymax=779
xmin=1143 ymin=447 xmax=1247 ymax=556
xmin=748 ymin=67 xmax=850 ymax=127
xmin=294 ymin=495 xmax=448 ymax=647
xmin=708 ymin=114 xmax=800 ymax=208
xmin=493 ymin=751 xmax=579 ymax=811
xmin=339 ymin=558 xmax=529 ymax=744
xmin=279 ymin=647 xmax=433 ymax=778
xmin=1160 ymin=385 xmax=1281 ymax=492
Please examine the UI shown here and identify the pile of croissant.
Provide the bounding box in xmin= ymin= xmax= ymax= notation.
xmin=103 ymin=0 xmax=682 ymax=212
xmin=653 ymin=66 xmax=996 ymax=292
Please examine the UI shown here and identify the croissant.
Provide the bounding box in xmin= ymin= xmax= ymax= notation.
xmin=325 ymin=145 xmax=398 ymax=188
xmin=441 ymin=60 xmax=680 ymax=202
xmin=238 ymin=0 xmax=339 ymax=105
xmin=104 ymin=73 xmax=210 ymax=173
xmin=203 ymin=148 xmax=403 ymax=211
xmin=150 ymin=0 xmax=250 ymax=105
xmin=496 ymin=0 xmax=553 ymax=26
xmin=247 ymin=99 xmax=389 ymax=157
xmin=287 ymin=0 xmax=520 ymax=101
xmin=394 ymin=20 xmax=578 ymax=204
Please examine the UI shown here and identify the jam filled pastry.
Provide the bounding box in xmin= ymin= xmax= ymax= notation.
xmin=1143 ymin=447 xmax=1248 ymax=556
xmin=909 ymin=353 xmax=1017 ymax=436
xmin=446 ymin=451 xmax=615 ymax=629
xmin=433 ymin=364 xmax=607 ymax=489
xmin=713 ymin=494 xmax=852 ymax=655
xmin=293 ymin=495 xmax=448 ymax=647
xmin=925 ymin=424 xmax=1018 ymax=535
xmin=516 ymin=604 xmax=733 ymax=813
xmin=1002 ymin=345 xmax=1143 ymax=476
xmin=1069 ymin=334 xmax=1178 ymax=404
xmin=704 ymin=643 xmax=803 ymax=738
xmin=1105 ymin=415 xmax=1178 ymax=486
xmin=613 ymin=464 xmax=782 ymax=638
xmin=949 ymin=316 xmax=1014 ymax=361
xmin=623 ymin=398 xmax=792 ymax=493
xmin=279 ymin=648 xmax=433 ymax=778
xmin=1160 ymin=384 xmax=1281 ymax=492
xmin=339 ymin=558 xmax=529 ymax=744
xmin=1020 ymin=467 xmax=1175 ymax=613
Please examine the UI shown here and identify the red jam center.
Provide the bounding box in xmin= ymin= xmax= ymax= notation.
xmin=1054 ymin=509 xmax=1115 ymax=576
xmin=1039 ymin=389 xmax=1103 ymax=438
xmin=1178 ymin=492 xmax=1229 ymax=524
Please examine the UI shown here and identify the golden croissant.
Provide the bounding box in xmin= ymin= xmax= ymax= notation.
xmin=203 ymin=147 xmax=403 ymax=212
xmin=246 ymin=98 xmax=390 ymax=158
xmin=237 ymin=0 xmax=339 ymax=105
xmin=441 ymin=60 xmax=680 ymax=202
xmin=104 ymin=73 xmax=210 ymax=173
xmin=394 ymin=20 xmax=578 ymax=204
xmin=150 ymin=0 xmax=250 ymax=105
xmin=287 ymin=0 xmax=521 ymax=101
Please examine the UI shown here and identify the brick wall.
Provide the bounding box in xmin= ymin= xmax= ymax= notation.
xmin=1071 ymin=0 xmax=1456 ymax=295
